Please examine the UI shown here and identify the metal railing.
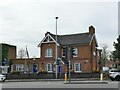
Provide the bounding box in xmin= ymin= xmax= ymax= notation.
xmin=5 ymin=72 xmax=104 ymax=80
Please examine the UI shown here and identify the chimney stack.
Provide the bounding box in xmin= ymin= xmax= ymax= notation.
xmin=89 ymin=25 xmax=95 ymax=35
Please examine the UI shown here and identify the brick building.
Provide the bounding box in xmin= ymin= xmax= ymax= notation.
xmin=0 ymin=43 xmax=16 ymax=73
xmin=11 ymin=25 xmax=99 ymax=73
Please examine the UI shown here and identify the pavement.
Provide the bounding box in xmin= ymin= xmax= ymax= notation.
xmin=64 ymin=80 xmax=108 ymax=84
xmin=5 ymin=78 xmax=109 ymax=84
xmin=3 ymin=79 xmax=118 ymax=89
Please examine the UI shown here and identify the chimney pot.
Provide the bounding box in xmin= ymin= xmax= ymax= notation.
xmin=89 ymin=25 xmax=95 ymax=34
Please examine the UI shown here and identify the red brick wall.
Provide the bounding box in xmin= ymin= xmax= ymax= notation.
xmin=8 ymin=46 xmax=16 ymax=59
xmin=71 ymin=45 xmax=92 ymax=72
xmin=11 ymin=34 xmax=98 ymax=73
xmin=39 ymin=37 xmax=98 ymax=72
xmin=40 ymin=43 xmax=56 ymax=59
xmin=91 ymin=37 xmax=98 ymax=71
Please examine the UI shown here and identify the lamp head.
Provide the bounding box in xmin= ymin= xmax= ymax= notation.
xmin=55 ymin=17 xmax=58 ymax=19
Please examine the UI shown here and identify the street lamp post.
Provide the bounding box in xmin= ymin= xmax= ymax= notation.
xmin=55 ymin=17 xmax=58 ymax=79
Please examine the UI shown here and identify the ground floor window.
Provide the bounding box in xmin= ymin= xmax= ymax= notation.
xmin=16 ymin=64 xmax=24 ymax=71
xmin=73 ymin=63 xmax=81 ymax=72
xmin=46 ymin=63 xmax=53 ymax=72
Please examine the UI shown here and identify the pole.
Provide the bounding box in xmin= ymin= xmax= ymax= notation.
xmin=24 ymin=46 xmax=28 ymax=73
xmin=24 ymin=54 xmax=27 ymax=73
xmin=68 ymin=46 xmax=71 ymax=82
xmin=69 ymin=60 xmax=71 ymax=82
xmin=64 ymin=73 xmax=67 ymax=83
xmin=100 ymin=72 xmax=103 ymax=81
xmin=55 ymin=17 xmax=58 ymax=79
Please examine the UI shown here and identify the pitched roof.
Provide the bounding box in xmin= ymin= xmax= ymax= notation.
xmin=38 ymin=25 xmax=98 ymax=47
xmin=48 ymin=32 xmax=95 ymax=46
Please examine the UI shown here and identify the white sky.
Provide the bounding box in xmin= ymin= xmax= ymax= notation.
xmin=0 ymin=0 xmax=119 ymax=58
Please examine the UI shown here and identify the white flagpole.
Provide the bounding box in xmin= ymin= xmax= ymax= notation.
xmin=26 ymin=46 xmax=29 ymax=59
xmin=26 ymin=46 xmax=29 ymax=72
xmin=24 ymin=48 xmax=27 ymax=73
xmin=24 ymin=45 xmax=29 ymax=73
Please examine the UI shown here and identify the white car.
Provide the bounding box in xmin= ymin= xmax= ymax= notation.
xmin=109 ymin=69 xmax=120 ymax=81
xmin=0 ymin=74 xmax=6 ymax=82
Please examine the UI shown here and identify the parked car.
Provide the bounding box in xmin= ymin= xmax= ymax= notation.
xmin=109 ymin=69 xmax=120 ymax=81
xmin=0 ymin=74 xmax=6 ymax=82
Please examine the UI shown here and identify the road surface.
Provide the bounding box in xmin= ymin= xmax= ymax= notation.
xmin=1 ymin=80 xmax=120 ymax=90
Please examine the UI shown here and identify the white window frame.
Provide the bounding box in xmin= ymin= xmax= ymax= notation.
xmin=45 ymin=48 xmax=52 ymax=57
xmin=73 ymin=63 xmax=81 ymax=72
xmin=46 ymin=63 xmax=53 ymax=72
xmin=16 ymin=64 xmax=24 ymax=71
xmin=73 ymin=47 xmax=78 ymax=57
xmin=16 ymin=64 xmax=19 ymax=71
xmin=97 ymin=51 xmax=99 ymax=56
xmin=11 ymin=65 xmax=13 ymax=72
xmin=93 ymin=51 xmax=96 ymax=56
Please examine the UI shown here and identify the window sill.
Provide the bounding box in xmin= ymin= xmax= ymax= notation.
xmin=45 ymin=56 xmax=53 ymax=58
xmin=47 ymin=71 xmax=53 ymax=73
xmin=73 ymin=56 xmax=78 ymax=57
xmin=74 ymin=71 xmax=82 ymax=73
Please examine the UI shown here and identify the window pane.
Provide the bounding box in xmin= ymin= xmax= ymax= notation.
xmin=74 ymin=63 xmax=81 ymax=72
xmin=46 ymin=63 xmax=52 ymax=72
xmin=45 ymin=49 xmax=52 ymax=57
xmin=16 ymin=64 xmax=24 ymax=71
xmin=48 ymin=64 xmax=50 ymax=71
xmin=73 ymin=48 xmax=78 ymax=57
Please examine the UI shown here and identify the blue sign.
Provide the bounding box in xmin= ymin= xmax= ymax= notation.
xmin=3 ymin=59 xmax=9 ymax=65
xmin=33 ymin=65 xmax=37 ymax=73
xmin=58 ymin=65 xmax=62 ymax=73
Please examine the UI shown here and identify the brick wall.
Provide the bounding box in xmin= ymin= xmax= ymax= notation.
xmin=8 ymin=45 xmax=16 ymax=59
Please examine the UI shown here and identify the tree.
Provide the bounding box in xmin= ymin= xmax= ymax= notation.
xmin=18 ymin=48 xmax=26 ymax=59
xmin=101 ymin=44 xmax=109 ymax=67
xmin=2 ymin=44 xmax=9 ymax=60
xmin=112 ymin=35 xmax=120 ymax=60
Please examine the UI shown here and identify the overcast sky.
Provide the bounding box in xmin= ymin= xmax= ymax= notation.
xmin=0 ymin=0 xmax=119 ymax=58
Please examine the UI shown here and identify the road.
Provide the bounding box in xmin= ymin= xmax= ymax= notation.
xmin=1 ymin=80 xmax=120 ymax=90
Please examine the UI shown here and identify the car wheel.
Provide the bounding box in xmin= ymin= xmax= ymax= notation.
xmin=2 ymin=79 xmax=5 ymax=82
xmin=110 ymin=77 xmax=115 ymax=81
xmin=115 ymin=76 xmax=120 ymax=81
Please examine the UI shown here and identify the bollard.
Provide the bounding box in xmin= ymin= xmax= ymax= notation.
xmin=100 ymin=73 xmax=103 ymax=81
xmin=64 ymin=73 xmax=67 ymax=83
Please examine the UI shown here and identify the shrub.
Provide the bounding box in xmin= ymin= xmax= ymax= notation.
xmin=37 ymin=70 xmax=47 ymax=74
xmin=93 ymin=69 xmax=100 ymax=73
xmin=11 ymin=71 xmax=20 ymax=74
xmin=41 ymin=70 xmax=47 ymax=73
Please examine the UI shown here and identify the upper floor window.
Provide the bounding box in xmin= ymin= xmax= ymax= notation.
xmin=45 ymin=48 xmax=52 ymax=57
xmin=72 ymin=47 xmax=78 ymax=57
xmin=93 ymin=51 xmax=96 ymax=56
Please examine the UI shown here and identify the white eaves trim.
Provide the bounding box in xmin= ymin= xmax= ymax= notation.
xmin=38 ymin=33 xmax=60 ymax=47
xmin=54 ymin=58 xmax=65 ymax=65
xmin=89 ymin=34 xmax=98 ymax=47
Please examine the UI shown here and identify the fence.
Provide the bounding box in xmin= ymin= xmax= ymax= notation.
xmin=5 ymin=72 xmax=103 ymax=80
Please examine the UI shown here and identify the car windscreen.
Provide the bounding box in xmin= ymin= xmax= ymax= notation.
xmin=110 ymin=70 xmax=120 ymax=72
